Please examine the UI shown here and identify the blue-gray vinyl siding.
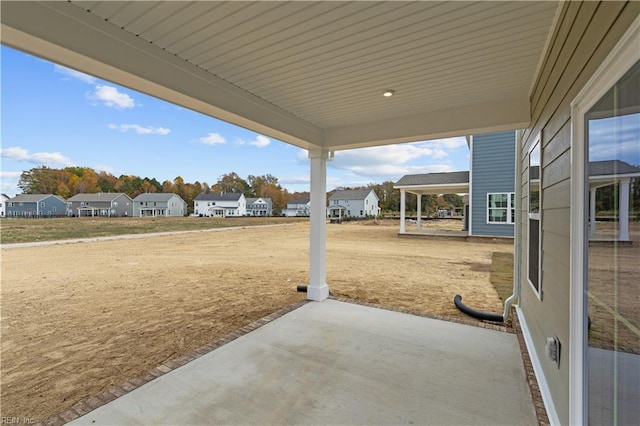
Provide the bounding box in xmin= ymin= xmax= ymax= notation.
xmin=471 ymin=131 xmax=516 ymax=237
xmin=6 ymin=195 xmax=67 ymax=217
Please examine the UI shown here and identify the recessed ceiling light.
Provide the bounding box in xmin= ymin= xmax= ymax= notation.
xmin=383 ymin=90 xmax=395 ymax=97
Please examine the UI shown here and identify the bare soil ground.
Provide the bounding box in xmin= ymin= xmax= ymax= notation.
xmin=1 ymin=219 xmax=510 ymax=421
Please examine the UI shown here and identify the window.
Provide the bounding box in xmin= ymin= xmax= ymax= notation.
xmin=40 ymin=201 xmax=45 ymax=207
xmin=487 ymin=193 xmax=515 ymax=224
xmin=528 ymin=137 xmax=542 ymax=297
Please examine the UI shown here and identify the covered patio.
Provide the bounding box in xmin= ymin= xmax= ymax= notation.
xmin=65 ymin=300 xmax=537 ymax=426
xmin=8 ymin=1 xmax=616 ymax=424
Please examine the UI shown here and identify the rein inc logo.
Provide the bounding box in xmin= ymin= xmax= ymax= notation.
xmin=1 ymin=418 xmax=34 ymax=425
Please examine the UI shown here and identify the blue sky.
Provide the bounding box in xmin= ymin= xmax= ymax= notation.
xmin=1 ymin=45 xmax=472 ymax=197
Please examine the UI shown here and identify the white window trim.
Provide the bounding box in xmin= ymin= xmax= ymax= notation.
xmin=527 ymin=134 xmax=542 ymax=300
xmin=569 ymin=16 xmax=639 ymax=426
xmin=486 ymin=192 xmax=515 ymax=224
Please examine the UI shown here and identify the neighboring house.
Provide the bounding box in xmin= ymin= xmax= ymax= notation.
xmin=5 ymin=194 xmax=67 ymax=217
xmin=66 ymin=193 xmax=134 ymax=217
xmin=395 ymin=131 xmax=516 ymax=238
xmin=133 ymin=193 xmax=187 ymax=217
xmin=471 ymin=131 xmax=517 ymax=237
xmin=327 ymin=189 xmax=380 ymax=218
xmin=282 ymin=199 xmax=310 ymax=217
xmin=0 ymin=193 xmax=9 ymax=217
xmin=194 ymin=193 xmax=246 ymax=217
xmin=246 ymin=197 xmax=273 ymax=216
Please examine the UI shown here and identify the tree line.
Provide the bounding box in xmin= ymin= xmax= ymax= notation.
xmin=17 ymin=166 xmax=465 ymax=216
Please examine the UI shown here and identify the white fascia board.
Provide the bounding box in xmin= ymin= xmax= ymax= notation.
xmin=324 ymin=98 xmax=530 ymax=150
xmin=0 ymin=1 xmax=323 ymax=149
xmin=393 ymin=183 xmax=469 ymax=194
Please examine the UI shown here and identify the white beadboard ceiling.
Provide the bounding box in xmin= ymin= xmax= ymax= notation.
xmin=1 ymin=1 xmax=560 ymax=150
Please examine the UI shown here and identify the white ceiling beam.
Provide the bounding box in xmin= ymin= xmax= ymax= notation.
xmin=323 ymin=98 xmax=530 ymax=150
xmin=0 ymin=1 xmax=323 ymax=149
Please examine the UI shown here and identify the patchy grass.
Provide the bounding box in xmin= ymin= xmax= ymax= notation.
xmin=490 ymin=252 xmax=514 ymax=304
xmin=0 ymin=216 xmax=308 ymax=244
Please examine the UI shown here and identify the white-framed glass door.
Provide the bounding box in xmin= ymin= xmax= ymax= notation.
xmin=570 ymin=18 xmax=639 ymax=425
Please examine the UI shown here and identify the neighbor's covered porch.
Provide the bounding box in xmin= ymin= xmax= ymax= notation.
xmin=394 ymin=173 xmax=470 ymax=236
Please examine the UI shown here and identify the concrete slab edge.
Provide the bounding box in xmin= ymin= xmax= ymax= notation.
xmin=34 ymin=299 xmax=310 ymax=426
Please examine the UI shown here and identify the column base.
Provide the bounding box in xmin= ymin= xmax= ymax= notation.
xmin=306 ymin=284 xmax=330 ymax=301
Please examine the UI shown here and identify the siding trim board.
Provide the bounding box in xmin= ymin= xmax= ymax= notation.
xmin=516 ymin=306 xmax=562 ymax=426
xmin=568 ymin=15 xmax=640 ymax=426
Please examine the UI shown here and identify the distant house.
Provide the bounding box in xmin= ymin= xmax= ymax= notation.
xmin=66 ymin=193 xmax=134 ymax=217
xmin=133 ymin=193 xmax=187 ymax=217
xmin=328 ymin=189 xmax=380 ymax=218
xmin=246 ymin=197 xmax=272 ymax=216
xmin=194 ymin=193 xmax=246 ymax=217
xmin=282 ymin=198 xmax=310 ymax=217
xmin=6 ymin=194 xmax=67 ymax=218
xmin=0 ymin=194 xmax=9 ymax=217
xmin=395 ymin=131 xmax=516 ymax=238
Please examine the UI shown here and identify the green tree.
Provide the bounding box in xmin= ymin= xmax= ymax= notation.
xmin=214 ymin=172 xmax=251 ymax=196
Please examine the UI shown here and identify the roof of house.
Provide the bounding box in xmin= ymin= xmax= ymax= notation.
xmin=246 ymin=197 xmax=273 ymax=205
xmin=195 ymin=192 xmax=244 ymax=202
xmin=395 ymin=171 xmax=470 ymax=187
xmin=288 ymin=198 xmax=310 ymax=205
xmin=9 ymin=194 xmax=63 ymax=202
xmin=67 ymin=193 xmax=130 ymax=202
xmin=589 ymin=160 xmax=640 ymax=176
xmin=133 ymin=193 xmax=184 ymax=202
xmin=329 ymin=189 xmax=376 ymax=201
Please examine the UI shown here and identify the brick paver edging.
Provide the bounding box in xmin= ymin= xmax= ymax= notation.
xmin=35 ymin=299 xmax=310 ymax=426
xmin=513 ymin=307 xmax=551 ymax=426
xmin=330 ymin=296 xmax=513 ymax=333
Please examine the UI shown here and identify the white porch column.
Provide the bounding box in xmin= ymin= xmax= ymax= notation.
xmin=589 ymin=188 xmax=597 ymax=237
xmin=308 ymin=148 xmax=330 ymax=301
xmin=619 ymin=178 xmax=630 ymax=241
xmin=416 ymin=194 xmax=422 ymax=230
xmin=400 ymin=189 xmax=406 ymax=233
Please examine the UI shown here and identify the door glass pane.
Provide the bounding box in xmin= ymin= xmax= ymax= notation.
xmin=586 ymin=60 xmax=640 ymax=425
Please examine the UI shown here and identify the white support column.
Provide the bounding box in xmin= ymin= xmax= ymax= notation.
xmin=590 ymin=188 xmax=597 ymax=238
xmin=307 ymin=148 xmax=330 ymax=301
xmin=619 ymin=178 xmax=630 ymax=241
xmin=400 ymin=189 xmax=406 ymax=233
xmin=416 ymin=194 xmax=422 ymax=230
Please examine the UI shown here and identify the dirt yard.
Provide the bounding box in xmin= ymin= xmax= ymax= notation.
xmin=1 ymin=219 xmax=510 ymax=422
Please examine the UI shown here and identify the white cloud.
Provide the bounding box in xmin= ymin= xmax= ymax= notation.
xmin=1 ymin=146 xmax=74 ymax=167
xmin=94 ymin=164 xmax=116 ymax=174
xmin=108 ymin=124 xmax=170 ymax=135
xmin=53 ymin=64 xmax=98 ymax=84
xmin=279 ymin=176 xmax=310 ymax=185
xmin=89 ymin=85 xmax=136 ymax=109
xmin=237 ymin=134 xmax=271 ymax=147
xmin=199 ymin=133 xmax=226 ymax=145
xmin=0 ymin=171 xmax=22 ymax=178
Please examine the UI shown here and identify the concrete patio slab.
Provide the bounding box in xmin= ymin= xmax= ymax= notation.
xmin=69 ymin=300 xmax=537 ymax=425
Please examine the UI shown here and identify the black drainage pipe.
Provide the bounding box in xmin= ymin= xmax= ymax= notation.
xmin=454 ymin=294 xmax=504 ymax=323
xmin=296 ymin=285 xmax=333 ymax=297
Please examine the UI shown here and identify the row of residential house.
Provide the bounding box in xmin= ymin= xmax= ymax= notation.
xmin=1 ymin=189 xmax=383 ymax=219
